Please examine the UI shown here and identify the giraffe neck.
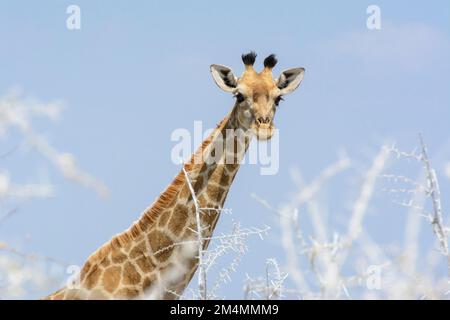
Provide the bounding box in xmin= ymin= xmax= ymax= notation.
xmin=150 ymin=105 xmax=253 ymax=298
xmin=46 ymin=104 xmax=253 ymax=300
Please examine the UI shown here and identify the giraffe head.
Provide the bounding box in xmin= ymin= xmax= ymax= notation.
xmin=210 ymin=52 xmax=305 ymax=140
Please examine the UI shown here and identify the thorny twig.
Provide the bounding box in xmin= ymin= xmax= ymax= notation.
xmin=182 ymin=166 xmax=207 ymax=300
xmin=385 ymin=135 xmax=450 ymax=279
xmin=418 ymin=134 xmax=450 ymax=276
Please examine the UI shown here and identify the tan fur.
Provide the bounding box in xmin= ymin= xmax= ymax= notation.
xmin=44 ymin=112 xmax=247 ymax=300
xmin=80 ymin=116 xmax=230 ymax=265
xmin=44 ymin=54 xmax=302 ymax=300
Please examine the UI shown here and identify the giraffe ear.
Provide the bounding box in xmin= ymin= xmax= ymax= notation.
xmin=210 ymin=64 xmax=238 ymax=93
xmin=276 ymin=68 xmax=305 ymax=95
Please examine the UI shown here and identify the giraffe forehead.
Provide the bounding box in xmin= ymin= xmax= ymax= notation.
xmin=239 ymin=73 xmax=277 ymax=97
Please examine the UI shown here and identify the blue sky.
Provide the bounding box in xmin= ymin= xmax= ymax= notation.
xmin=1 ymin=1 xmax=449 ymax=298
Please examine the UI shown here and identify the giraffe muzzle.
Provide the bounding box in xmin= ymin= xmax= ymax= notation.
xmin=256 ymin=116 xmax=271 ymax=125
xmin=252 ymin=122 xmax=274 ymax=141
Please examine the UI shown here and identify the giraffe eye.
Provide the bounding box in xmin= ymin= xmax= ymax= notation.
xmin=235 ymin=93 xmax=245 ymax=103
xmin=275 ymin=96 xmax=284 ymax=106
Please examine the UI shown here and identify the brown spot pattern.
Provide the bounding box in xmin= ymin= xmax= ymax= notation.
xmin=142 ymin=274 xmax=156 ymax=289
xmin=111 ymin=250 xmax=127 ymax=264
xmin=122 ymin=262 xmax=142 ymax=285
xmin=168 ymin=204 xmax=189 ymax=235
xmin=158 ymin=210 xmax=171 ymax=227
xmin=83 ymin=266 xmax=102 ymax=290
xmin=206 ymin=184 xmax=226 ymax=202
xmin=135 ymin=256 xmax=155 ymax=273
xmin=148 ymin=230 xmax=174 ymax=261
xmin=129 ymin=240 xmax=147 ymax=259
xmin=103 ymin=266 xmax=121 ymax=293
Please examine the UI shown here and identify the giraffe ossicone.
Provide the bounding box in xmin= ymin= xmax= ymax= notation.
xmin=45 ymin=52 xmax=305 ymax=300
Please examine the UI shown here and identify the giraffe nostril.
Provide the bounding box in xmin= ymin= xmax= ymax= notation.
xmin=257 ymin=117 xmax=271 ymax=124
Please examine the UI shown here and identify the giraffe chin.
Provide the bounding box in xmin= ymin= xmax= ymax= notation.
xmin=253 ymin=125 xmax=274 ymax=141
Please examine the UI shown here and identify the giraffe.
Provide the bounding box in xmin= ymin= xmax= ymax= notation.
xmin=45 ymin=52 xmax=305 ymax=300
